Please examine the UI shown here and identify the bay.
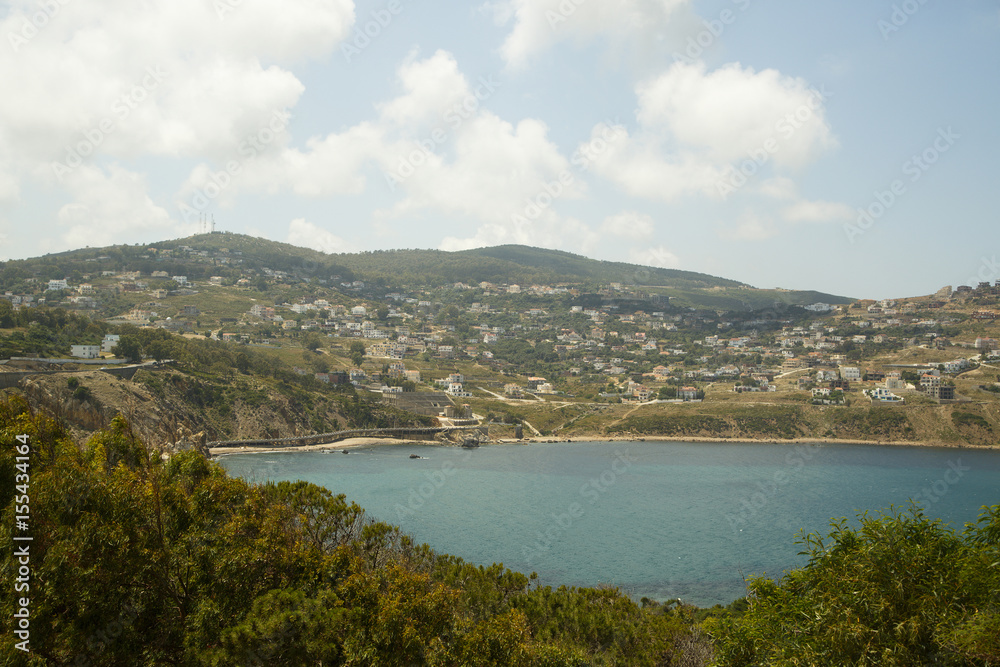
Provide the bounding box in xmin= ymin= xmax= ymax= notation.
xmin=218 ymin=441 xmax=1000 ymax=607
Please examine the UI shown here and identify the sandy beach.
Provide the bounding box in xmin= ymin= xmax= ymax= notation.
xmin=209 ymin=436 xmax=449 ymax=456
xmin=210 ymin=433 xmax=999 ymax=456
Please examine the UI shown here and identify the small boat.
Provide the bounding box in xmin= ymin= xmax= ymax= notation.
xmin=409 ymin=454 xmax=422 ymax=459
xmin=342 ymin=449 xmax=350 ymax=454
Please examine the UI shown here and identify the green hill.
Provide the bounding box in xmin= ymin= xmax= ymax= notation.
xmin=0 ymin=233 xmax=852 ymax=311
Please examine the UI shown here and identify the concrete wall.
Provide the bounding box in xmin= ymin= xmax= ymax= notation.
xmin=0 ymin=373 xmax=29 ymax=390
xmin=0 ymin=361 xmax=166 ymax=389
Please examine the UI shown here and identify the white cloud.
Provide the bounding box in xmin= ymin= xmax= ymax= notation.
xmin=0 ymin=0 xmax=349 ymax=164
xmin=587 ymin=59 xmax=849 ymax=244
xmin=172 ymin=47 xmax=580 ymax=249
xmin=55 ymin=164 xmax=177 ymax=250
xmin=287 ymin=219 xmax=354 ymax=253
xmin=175 ymin=50 xmax=511 ymax=210
xmin=377 ymin=50 xmax=475 ymax=128
xmin=636 ymin=61 xmax=836 ymax=168
xmin=0 ymin=167 xmax=19 ymax=204
xmin=492 ymin=0 xmax=692 ymax=68
xmin=386 ymin=114 xmax=578 ymax=221
xmin=601 ymin=211 xmax=655 ymax=240
xmin=630 ymin=245 xmax=680 ymax=269
xmin=781 ymin=200 xmax=854 ymax=223
xmin=194 ymin=120 xmax=386 ymax=202
xmin=584 ymin=124 xmax=727 ymax=201
xmin=728 ymin=213 xmax=777 ymax=241
xmin=0 ymin=0 xmax=353 ymax=239
xmin=758 ymin=176 xmax=797 ymax=201
xmin=440 ymin=212 xmax=598 ymax=255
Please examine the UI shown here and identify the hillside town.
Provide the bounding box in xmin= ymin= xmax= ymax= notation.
xmin=2 ymin=238 xmax=998 ymax=418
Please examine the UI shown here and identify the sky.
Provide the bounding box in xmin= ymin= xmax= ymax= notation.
xmin=0 ymin=0 xmax=997 ymax=300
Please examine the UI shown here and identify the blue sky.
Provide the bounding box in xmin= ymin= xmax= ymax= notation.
xmin=0 ymin=0 xmax=997 ymax=299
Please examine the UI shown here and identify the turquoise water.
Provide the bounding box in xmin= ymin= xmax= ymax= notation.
xmin=218 ymin=441 xmax=1000 ymax=607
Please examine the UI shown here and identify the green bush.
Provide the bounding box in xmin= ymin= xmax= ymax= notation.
xmin=833 ymin=407 xmax=916 ymax=440
xmin=608 ymin=414 xmax=727 ymax=436
xmin=609 ymin=407 xmax=802 ymax=439
xmin=952 ymin=411 xmax=993 ymax=431
xmin=0 ymin=396 xmax=697 ymax=665
xmin=709 ymin=504 xmax=1000 ymax=666
xmin=72 ymin=385 xmax=93 ymax=403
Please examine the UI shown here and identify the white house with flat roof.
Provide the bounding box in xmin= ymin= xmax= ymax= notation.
xmin=71 ymin=345 xmax=101 ymax=359
xmin=102 ymin=334 xmax=120 ymax=353
xmin=840 ymin=367 xmax=862 ymax=381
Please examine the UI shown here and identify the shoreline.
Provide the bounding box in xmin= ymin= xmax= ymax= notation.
xmin=210 ymin=436 xmax=446 ymax=456
xmin=210 ymin=434 xmax=1000 ymax=456
xmin=551 ymin=434 xmax=999 ymax=449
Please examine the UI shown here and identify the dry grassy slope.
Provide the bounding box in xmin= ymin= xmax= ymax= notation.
xmin=533 ymin=399 xmax=999 ymax=447
xmin=10 ymin=368 xmax=356 ymax=451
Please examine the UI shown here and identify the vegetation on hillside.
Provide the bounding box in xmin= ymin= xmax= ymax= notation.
xmin=0 ymin=397 xmax=699 ymax=665
xmin=608 ymin=407 xmax=805 ymax=440
xmin=2 ymin=319 xmax=431 ymax=445
xmin=0 ymin=305 xmax=109 ymax=358
xmin=3 ymin=399 xmax=999 ymax=665
xmin=0 ymin=233 xmax=853 ymax=311
xmin=708 ymin=504 xmax=1000 ymax=665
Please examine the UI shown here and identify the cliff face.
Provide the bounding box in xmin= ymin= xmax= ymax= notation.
xmin=12 ymin=368 xmax=354 ymax=453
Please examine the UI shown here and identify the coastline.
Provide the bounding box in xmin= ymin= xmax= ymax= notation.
xmin=210 ymin=436 xmax=446 ymax=456
xmin=210 ymin=433 xmax=1000 ymax=456
xmin=551 ymin=435 xmax=1000 ymax=449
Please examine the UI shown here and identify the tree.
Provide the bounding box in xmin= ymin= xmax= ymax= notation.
xmin=304 ymin=332 xmax=323 ymax=352
xmin=709 ymin=504 xmax=1000 ymax=666
xmin=349 ymin=341 xmax=366 ymax=368
xmin=145 ymin=339 xmax=172 ymax=362
xmin=0 ymin=300 xmax=13 ymax=328
xmin=658 ymin=386 xmax=677 ymax=399
xmin=112 ymin=336 xmax=142 ymax=363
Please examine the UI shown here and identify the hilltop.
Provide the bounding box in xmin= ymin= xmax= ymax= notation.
xmin=0 ymin=233 xmax=851 ymax=311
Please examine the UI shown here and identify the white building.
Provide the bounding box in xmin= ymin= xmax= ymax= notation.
xmin=867 ymin=387 xmax=904 ymax=404
xmin=101 ymin=334 xmax=120 ymax=353
xmin=817 ymin=369 xmax=839 ymax=382
xmin=943 ymin=359 xmax=969 ymax=373
xmin=71 ymin=345 xmax=101 ymax=359
xmin=840 ymin=367 xmax=862 ymax=381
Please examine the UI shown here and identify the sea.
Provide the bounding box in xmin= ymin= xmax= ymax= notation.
xmin=218 ymin=441 xmax=1000 ymax=607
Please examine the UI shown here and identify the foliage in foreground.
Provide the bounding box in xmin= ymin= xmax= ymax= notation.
xmin=707 ymin=503 xmax=1000 ymax=666
xmin=0 ymin=396 xmax=693 ymax=666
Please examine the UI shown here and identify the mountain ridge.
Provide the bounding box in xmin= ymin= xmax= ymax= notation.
xmin=2 ymin=233 xmax=853 ymax=310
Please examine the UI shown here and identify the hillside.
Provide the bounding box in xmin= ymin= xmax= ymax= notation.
xmin=0 ymin=396 xmax=706 ymax=665
xmin=2 ymin=328 xmax=433 ymax=450
xmin=329 ymin=244 xmax=747 ymax=290
xmin=3 ymin=399 xmax=998 ymax=666
xmin=0 ymin=233 xmax=852 ymax=311
xmin=1 ymin=231 xmax=996 ymax=454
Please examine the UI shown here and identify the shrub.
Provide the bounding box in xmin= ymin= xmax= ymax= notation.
xmin=709 ymin=504 xmax=1000 ymax=666
xmin=952 ymin=411 xmax=992 ymax=431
